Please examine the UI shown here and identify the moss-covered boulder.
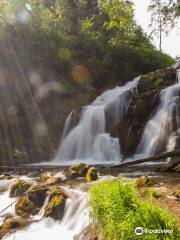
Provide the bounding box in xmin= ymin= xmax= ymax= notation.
xmin=135 ymin=176 xmax=153 ymax=187
xmin=9 ymin=178 xmax=31 ymax=198
xmin=15 ymin=195 xmax=37 ymax=218
xmin=44 ymin=188 xmax=67 ymax=220
xmin=174 ymin=190 xmax=180 ymax=199
xmin=27 ymin=184 xmax=47 ymax=207
xmin=0 ymin=174 xmax=13 ymax=180
xmin=0 ymin=217 xmax=29 ymax=238
xmin=68 ymin=163 xmax=89 ymax=178
xmin=86 ymin=167 xmax=98 ymax=182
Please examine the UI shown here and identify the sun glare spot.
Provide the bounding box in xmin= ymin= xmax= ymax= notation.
xmin=29 ymin=70 xmax=42 ymax=88
xmin=72 ymin=64 xmax=90 ymax=83
xmin=17 ymin=9 xmax=30 ymax=24
xmin=25 ymin=3 xmax=32 ymax=12
xmin=35 ymin=81 xmax=63 ymax=99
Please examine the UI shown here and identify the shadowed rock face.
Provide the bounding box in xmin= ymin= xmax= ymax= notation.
xmin=111 ymin=68 xmax=177 ymax=157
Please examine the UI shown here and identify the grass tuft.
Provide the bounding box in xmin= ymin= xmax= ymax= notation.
xmin=88 ymin=179 xmax=179 ymax=240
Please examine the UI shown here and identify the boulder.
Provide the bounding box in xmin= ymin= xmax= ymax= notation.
xmin=174 ymin=190 xmax=180 ymax=199
xmin=44 ymin=188 xmax=67 ymax=220
xmin=15 ymin=195 xmax=37 ymax=218
xmin=0 ymin=217 xmax=29 ymax=238
xmin=68 ymin=163 xmax=89 ymax=178
xmin=135 ymin=176 xmax=153 ymax=187
xmin=9 ymin=178 xmax=31 ymax=198
xmin=41 ymin=172 xmax=66 ymax=186
xmin=27 ymin=184 xmax=48 ymax=207
xmin=86 ymin=167 xmax=98 ymax=182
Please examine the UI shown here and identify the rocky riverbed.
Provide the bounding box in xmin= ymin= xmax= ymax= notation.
xmin=0 ymin=164 xmax=179 ymax=239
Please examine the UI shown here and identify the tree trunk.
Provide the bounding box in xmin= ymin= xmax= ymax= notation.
xmin=112 ymin=149 xmax=180 ymax=168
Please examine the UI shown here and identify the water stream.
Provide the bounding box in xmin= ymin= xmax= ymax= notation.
xmin=0 ymin=180 xmax=89 ymax=240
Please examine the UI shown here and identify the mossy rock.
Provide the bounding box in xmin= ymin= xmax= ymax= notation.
xmin=174 ymin=190 xmax=180 ymax=198
xmin=155 ymin=78 xmax=164 ymax=87
xmin=9 ymin=178 xmax=31 ymax=198
xmin=41 ymin=172 xmax=65 ymax=186
xmin=0 ymin=174 xmax=13 ymax=180
xmin=44 ymin=188 xmax=67 ymax=220
xmin=150 ymin=188 xmax=163 ymax=198
xmin=135 ymin=176 xmax=153 ymax=187
xmin=140 ymin=75 xmax=156 ymax=88
xmin=86 ymin=167 xmax=98 ymax=182
xmin=0 ymin=217 xmax=29 ymax=238
xmin=15 ymin=195 xmax=38 ymax=218
xmin=68 ymin=163 xmax=89 ymax=178
xmin=27 ymin=184 xmax=48 ymax=207
xmin=174 ymin=163 xmax=180 ymax=172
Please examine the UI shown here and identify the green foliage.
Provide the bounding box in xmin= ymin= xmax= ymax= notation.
xmin=89 ymin=179 xmax=179 ymax=240
xmin=0 ymin=0 xmax=175 ymax=90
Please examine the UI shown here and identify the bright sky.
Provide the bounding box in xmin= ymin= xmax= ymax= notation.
xmin=133 ymin=0 xmax=180 ymax=58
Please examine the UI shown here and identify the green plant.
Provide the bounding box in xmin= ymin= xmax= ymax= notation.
xmin=89 ymin=179 xmax=179 ymax=240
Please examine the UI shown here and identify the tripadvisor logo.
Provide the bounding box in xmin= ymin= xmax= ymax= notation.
xmin=135 ymin=227 xmax=143 ymax=236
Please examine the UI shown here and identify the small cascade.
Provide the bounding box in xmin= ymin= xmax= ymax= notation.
xmin=55 ymin=77 xmax=139 ymax=164
xmin=0 ymin=181 xmax=90 ymax=240
xmin=136 ymin=71 xmax=180 ymax=158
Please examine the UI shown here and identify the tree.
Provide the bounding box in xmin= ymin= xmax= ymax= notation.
xmin=148 ymin=0 xmax=174 ymax=52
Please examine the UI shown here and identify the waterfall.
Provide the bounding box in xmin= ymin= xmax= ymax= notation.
xmin=136 ymin=70 xmax=180 ymax=158
xmin=54 ymin=77 xmax=139 ymax=164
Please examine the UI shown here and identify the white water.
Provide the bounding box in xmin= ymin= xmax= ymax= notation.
xmin=136 ymin=70 xmax=180 ymax=158
xmin=54 ymin=77 xmax=139 ymax=165
xmin=0 ymin=180 xmax=89 ymax=240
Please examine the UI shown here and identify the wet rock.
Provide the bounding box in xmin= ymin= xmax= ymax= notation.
xmin=15 ymin=195 xmax=38 ymax=218
xmin=27 ymin=184 xmax=48 ymax=207
xmin=68 ymin=163 xmax=89 ymax=178
xmin=41 ymin=171 xmax=66 ymax=186
xmin=86 ymin=167 xmax=98 ymax=182
xmin=174 ymin=190 xmax=180 ymax=199
xmin=150 ymin=187 xmax=167 ymax=198
xmin=0 ymin=174 xmax=13 ymax=180
xmin=135 ymin=176 xmax=153 ymax=187
xmin=9 ymin=178 xmax=31 ymax=198
xmin=44 ymin=188 xmax=67 ymax=220
xmin=0 ymin=217 xmax=29 ymax=238
xmin=111 ymin=68 xmax=176 ymax=157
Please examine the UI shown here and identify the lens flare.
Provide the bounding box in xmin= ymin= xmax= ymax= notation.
xmin=58 ymin=48 xmax=71 ymax=61
xmin=72 ymin=65 xmax=90 ymax=83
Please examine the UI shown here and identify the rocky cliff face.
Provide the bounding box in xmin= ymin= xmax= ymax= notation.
xmin=111 ymin=67 xmax=177 ymax=157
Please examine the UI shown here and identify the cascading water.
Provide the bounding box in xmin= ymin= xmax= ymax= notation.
xmin=136 ymin=70 xmax=180 ymax=158
xmin=0 ymin=180 xmax=89 ymax=240
xmin=54 ymin=77 xmax=139 ymax=165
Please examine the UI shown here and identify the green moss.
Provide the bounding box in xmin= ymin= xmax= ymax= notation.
xmin=9 ymin=178 xmax=31 ymax=198
xmin=150 ymin=188 xmax=163 ymax=199
xmin=140 ymin=75 xmax=155 ymax=86
xmin=69 ymin=163 xmax=89 ymax=178
xmin=44 ymin=188 xmax=67 ymax=220
xmin=0 ymin=217 xmax=29 ymax=238
xmin=86 ymin=167 xmax=98 ymax=182
xmin=155 ymin=78 xmax=164 ymax=87
xmin=135 ymin=176 xmax=153 ymax=187
xmin=15 ymin=195 xmax=37 ymax=218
